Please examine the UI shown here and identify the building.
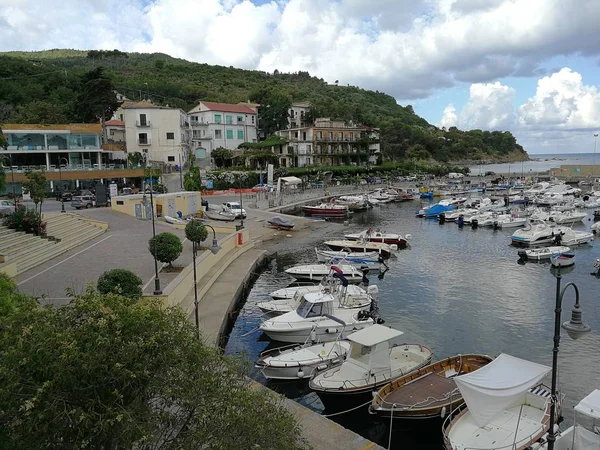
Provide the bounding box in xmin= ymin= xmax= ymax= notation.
xmin=288 ymin=101 xmax=312 ymax=129
xmin=274 ymin=118 xmax=380 ymax=167
xmin=0 ymin=123 xmax=144 ymax=194
xmin=187 ymin=101 xmax=258 ymax=163
xmin=116 ymin=100 xmax=191 ymax=167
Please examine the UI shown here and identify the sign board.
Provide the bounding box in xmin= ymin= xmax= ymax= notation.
xmin=267 ymin=164 xmax=274 ymax=186
xmin=22 ymin=192 xmax=31 ymax=201
xmin=199 ymin=168 xmax=207 ymax=180
xmin=203 ymin=179 xmax=213 ymax=189
xmin=109 ymin=183 xmax=118 ymax=199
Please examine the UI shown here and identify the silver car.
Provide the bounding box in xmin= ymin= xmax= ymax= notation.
xmin=71 ymin=195 xmax=94 ymax=209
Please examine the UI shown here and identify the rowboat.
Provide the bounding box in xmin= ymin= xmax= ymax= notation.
xmin=302 ymin=203 xmax=349 ymax=217
xmin=344 ymin=229 xmax=408 ymax=246
xmin=324 ymin=240 xmax=393 ymax=258
xmin=518 ymin=246 xmax=570 ymax=261
xmin=550 ymin=252 xmax=576 ymax=267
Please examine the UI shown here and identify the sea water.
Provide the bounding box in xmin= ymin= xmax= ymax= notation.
xmin=469 ymin=152 xmax=600 ymax=175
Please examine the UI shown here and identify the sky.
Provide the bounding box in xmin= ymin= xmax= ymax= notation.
xmin=1 ymin=0 xmax=600 ymax=155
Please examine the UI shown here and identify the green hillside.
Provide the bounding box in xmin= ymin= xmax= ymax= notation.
xmin=0 ymin=49 xmax=527 ymax=162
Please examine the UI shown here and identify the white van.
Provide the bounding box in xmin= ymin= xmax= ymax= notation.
xmin=448 ymin=172 xmax=464 ymax=179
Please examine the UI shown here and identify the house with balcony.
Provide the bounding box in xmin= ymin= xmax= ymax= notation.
xmin=288 ymin=101 xmax=312 ymax=129
xmin=117 ymin=100 xmax=191 ymax=167
xmin=0 ymin=123 xmax=145 ymax=195
xmin=275 ymin=118 xmax=380 ymax=167
xmin=187 ymin=101 xmax=258 ymax=166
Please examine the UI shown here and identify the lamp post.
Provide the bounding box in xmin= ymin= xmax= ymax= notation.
xmin=58 ymin=157 xmax=68 ymax=213
xmin=1 ymin=155 xmax=17 ymax=211
xmin=594 ymin=133 xmax=598 ymax=179
xmin=142 ymin=159 xmax=162 ymax=295
xmin=239 ymin=178 xmax=244 ymax=228
xmin=546 ymin=266 xmax=591 ymax=450
xmin=192 ymin=223 xmax=220 ymax=338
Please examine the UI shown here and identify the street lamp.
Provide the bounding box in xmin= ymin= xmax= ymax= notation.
xmin=141 ymin=162 xmax=162 ymax=296
xmin=1 ymin=155 xmax=17 ymax=211
xmin=594 ymin=133 xmax=598 ymax=178
xmin=58 ymin=157 xmax=68 ymax=213
xmin=192 ymin=223 xmax=220 ymax=338
xmin=546 ymin=266 xmax=591 ymax=450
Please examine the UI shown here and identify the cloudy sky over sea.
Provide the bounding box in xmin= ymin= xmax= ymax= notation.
xmin=1 ymin=0 xmax=599 ymax=154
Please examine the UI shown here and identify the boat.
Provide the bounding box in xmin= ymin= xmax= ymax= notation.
xmin=255 ymin=339 xmax=351 ymax=380
xmin=164 ymin=215 xmax=183 ymax=224
xmin=592 ymin=222 xmax=600 ymax=234
xmin=555 ymin=228 xmax=594 ymax=246
xmin=267 ymin=216 xmax=295 ymax=231
xmin=518 ymin=246 xmax=571 ymax=261
xmin=551 ymin=389 xmax=600 ymax=449
xmin=285 ymin=264 xmax=366 ymax=283
xmin=419 ymin=203 xmax=456 ymax=218
xmin=314 ymin=249 xmax=383 ymax=270
xmin=302 ymin=203 xmax=349 ymax=218
xmin=511 ymin=220 xmax=569 ymax=246
xmin=548 ymin=210 xmax=587 ymax=224
xmin=309 ymin=325 xmax=433 ymax=411
xmin=551 ymin=252 xmax=576 ymax=267
xmin=442 ymin=354 xmax=556 ymax=450
xmin=497 ymin=216 xmax=528 ymax=228
xmin=315 ymin=248 xmax=381 ymax=261
xmin=324 ymin=240 xmax=393 ymax=258
xmin=344 ymin=229 xmax=408 ymax=246
xmin=369 ymin=354 xmax=493 ymax=420
xmin=204 ymin=206 xmax=236 ymax=222
xmin=259 ymin=291 xmax=380 ymax=343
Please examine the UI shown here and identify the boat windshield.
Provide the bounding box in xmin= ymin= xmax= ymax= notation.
xmin=296 ymin=299 xmax=327 ymax=318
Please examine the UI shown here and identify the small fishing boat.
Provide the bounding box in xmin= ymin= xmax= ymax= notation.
xmin=314 ymin=249 xmax=383 ymax=270
xmin=315 ymin=248 xmax=381 ymax=261
xmin=285 ymin=264 xmax=366 ymax=283
xmin=324 ymin=240 xmax=393 ymax=258
xmin=302 ymin=203 xmax=349 ymax=217
xmin=369 ymin=354 xmax=493 ymax=420
xmin=551 ymin=389 xmax=600 ymax=448
xmin=204 ymin=207 xmax=236 ymax=222
xmin=551 ymin=252 xmax=576 ymax=267
xmin=555 ymin=228 xmax=594 ymax=246
xmin=344 ymin=228 xmax=408 ymax=246
xmin=442 ymin=354 xmax=556 ymax=450
xmin=497 ymin=216 xmax=528 ymax=228
xmin=164 ymin=215 xmax=183 ymax=224
xmin=267 ymin=216 xmax=295 ymax=231
xmin=309 ymin=325 xmax=433 ymax=411
xmin=255 ymin=339 xmax=351 ymax=380
xmin=518 ymin=246 xmax=571 ymax=261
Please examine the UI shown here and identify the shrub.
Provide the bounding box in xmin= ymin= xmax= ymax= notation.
xmin=97 ymin=269 xmax=143 ymax=298
xmin=184 ymin=220 xmax=208 ymax=245
xmin=148 ymin=232 xmax=183 ymax=268
xmin=2 ymin=207 xmax=47 ymax=237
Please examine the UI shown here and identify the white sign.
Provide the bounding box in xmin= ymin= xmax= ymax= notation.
xmin=267 ymin=164 xmax=274 ymax=186
xmin=22 ymin=192 xmax=31 ymax=201
xmin=199 ymin=168 xmax=207 ymax=180
xmin=109 ymin=183 xmax=118 ymax=198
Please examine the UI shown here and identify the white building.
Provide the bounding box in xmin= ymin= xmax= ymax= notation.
xmin=288 ymin=101 xmax=312 ymax=129
xmin=117 ymin=100 xmax=191 ymax=167
xmin=187 ymin=102 xmax=258 ymax=163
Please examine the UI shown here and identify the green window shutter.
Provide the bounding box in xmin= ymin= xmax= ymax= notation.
xmin=226 ymin=129 xmax=233 ymax=139
xmin=214 ymin=114 xmax=221 ymax=123
xmin=226 ymin=115 xmax=233 ymax=124
xmin=237 ymin=130 xmax=244 ymax=139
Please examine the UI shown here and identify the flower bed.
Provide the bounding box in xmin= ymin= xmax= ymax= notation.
xmin=2 ymin=207 xmax=47 ymax=237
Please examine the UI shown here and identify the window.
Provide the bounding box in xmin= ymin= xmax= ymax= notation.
xmin=110 ymin=130 xmax=115 ymax=136
xmin=237 ymin=130 xmax=244 ymax=139
xmin=294 ymin=131 xmax=298 ymax=138
xmin=138 ymin=133 xmax=148 ymax=145
xmin=328 ymin=132 xmax=333 ymax=140
xmin=119 ymin=114 xmax=123 ymax=121
xmin=251 ymin=116 xmax=255 ymax=124
xmin=302 ymin=131 xmax=306 ymax=140
xmin=237 ymin=115 xmax=243 ymax=124
xmin=139 ymin=114 xmax=147 ymax=126
xmin=167 ymin=156 xmax=175 ymax=162
xmin=214 ymin=114 xmax=221 ymax=123
xmin=338 ymin=132 xmax=343 ymax=141
xmin=166 ymin=132 xmax=175 ymax=140
xmin=226 ymin=129 xmax=233 ymax=139
xmin=191 ymin=116 xmax=198 ymax=122
xmin=226 ymin=115 xmax=233 ymax=124
xmin=317 ymin=131 xmax=322 ymax=139
xmin=215 ymin=129 xmax=222 ymax=139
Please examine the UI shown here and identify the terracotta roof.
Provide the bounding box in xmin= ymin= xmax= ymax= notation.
xmin=2 ymin=123 xmax=102 ymax=133
xmin=200 ymin=101 xmax=257 ymax=114
xmin=106 ymin=120 xmax=125 ymax=126
xmin=121 ymin=100 xmax=175 ymax=110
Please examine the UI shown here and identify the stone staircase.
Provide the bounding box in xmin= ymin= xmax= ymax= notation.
xmin=0 ymin=214 xmax=106 ymax=275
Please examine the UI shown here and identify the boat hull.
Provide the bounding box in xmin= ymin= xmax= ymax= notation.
xmin=344 ymin=235 xmax=407 ymax=246
xmin=302 ymin=206 xmax=349 ymax=217
xmin=261 ymin=320 xmax=374 ymax=344
xmin=324 ymin=241 xmax=392 ymax=259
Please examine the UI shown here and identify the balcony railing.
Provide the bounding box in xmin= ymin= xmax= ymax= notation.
xmin=136 ymin=121 xmax=151 ymax=127
xmin=137 ymin=139 xmax=151 ymax=145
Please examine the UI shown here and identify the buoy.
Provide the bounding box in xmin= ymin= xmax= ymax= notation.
xmin=390 ymin=244 xmax=398 ymax=251
xmin=344 ymin=220 xmax=349 ymax=226
xmin=286 ymin=234 xmax=292 ymax=238
xmin=441 ymin=406 xmax=447 ymax=419
xmin=297 ymin=368 xmax=305 ymax=379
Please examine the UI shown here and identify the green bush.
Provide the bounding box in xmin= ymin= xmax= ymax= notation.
xmin=148 ymin=232 xmax=183 ymax=268
xmin=2 ymin=207 xmax=47 ymax=237
xmin=185 ymin=220 xmax=208 ymax=244
xmin=97 ymin=269 xmax=143 ymax=298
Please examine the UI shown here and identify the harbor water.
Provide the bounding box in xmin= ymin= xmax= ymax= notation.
xmin=225 ymin=201 xmax=600 ymax=449
xmin=469 ymin=152 xmax=600 ymax=175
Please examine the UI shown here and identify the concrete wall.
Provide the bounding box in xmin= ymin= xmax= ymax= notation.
xmin=111 ymin=191 xmax=203 ymax=218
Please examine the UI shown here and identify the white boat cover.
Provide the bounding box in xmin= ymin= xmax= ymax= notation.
xmin=573 ymin=425 xmax=600 ymax=450
xmin=454 ymin=353 xmax=550 ymax=427
xmin=575 ymin=389 xmax=600 ymax=419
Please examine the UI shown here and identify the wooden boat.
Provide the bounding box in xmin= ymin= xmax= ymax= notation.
xmin=369 ymin=354 xmax=493 ymax=420
xmin=302 ymin=203 xmax=349 ymax=217
xmin=551 ymin=252 xmax=576 ymax=267
xmin=344 ymin=229 xmax=408 ymax=246
xmin=324 ymin=240 xmax=393 ymax=258
xmin=267 ymin=216 xmax=295 ymax=231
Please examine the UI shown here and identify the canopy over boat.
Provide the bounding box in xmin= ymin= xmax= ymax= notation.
xmin=575 ymin=389 xmax=600 ymax=419
xmin=454 ymin=353 xmax=550 ymax=428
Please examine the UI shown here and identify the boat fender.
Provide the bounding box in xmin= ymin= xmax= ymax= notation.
xmin=376 ymin=318 xmax=385 ymax=324
xmin=440 ymin=406 xmax=447 ymax=419
xmin=390 ymin=244 xmax=398 ymax=251
xmin=317 ymin=364 xmax=328 ymax=371
xmin=297 ymin=368 xmax=305 ymax=379
xmin=310 ymin=329 xmax=317 ymax=343
xmin=325 ymin=328 xmax=338 ymax=334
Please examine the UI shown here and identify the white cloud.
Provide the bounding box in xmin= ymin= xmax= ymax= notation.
xmin=440 ymin=104 xmax=458 ymax=129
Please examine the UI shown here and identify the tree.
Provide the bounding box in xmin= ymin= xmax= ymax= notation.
xmin=0 ymin=128 xmax=6 ymax=193
xmin=211 ymin=147 xmax=233 ymax=168
xmin=148 ymin=232 xmax=183 ymax=268
xmin=74 ymin=67 xmax=121 ymax=123
xmin=185 ymin=220 xmax=208 ymax=246
xmin=11 ymin=100 xmax=69 ymax=124
xmin=250 ymin=88 xmax=291 ymax=137
xmin=97 ymin=269 xmax=143 ymax=298
xmin=22 ymin=170 xmax=46 ymax=214
xmin=0 ymin=288 xmax=309 ymax=450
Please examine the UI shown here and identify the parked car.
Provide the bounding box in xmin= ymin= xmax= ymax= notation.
xmin=71 ymin=195 xmax=94 ymax=209
xmin=0 ymin=200 xmax=15 ymax=214
xmin=222 ymin=201 xmax=246 ymax=219
xmin=252 ymin=184 xmax=274 ymax=192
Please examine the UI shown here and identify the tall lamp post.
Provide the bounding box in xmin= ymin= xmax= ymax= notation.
xmin=546 ymin=266 xmax=591 ymax=450
xmin=190 ymin=223 xmax=220 ymax=338
xmin=1 ymin=155 xmax=17 ymax=211
xmin=594 ymin=133 xmax=598 ymax=179
xmin=141 ymin=160 xmax=162 ymax=296
xmin=58 ymin=157 xmax=68 ymax=213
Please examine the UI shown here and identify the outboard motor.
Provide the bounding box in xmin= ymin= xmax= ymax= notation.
xmin=439 ymin=212 xmax=446 ymax=225
xmin=457 ymin=215 xmax=464 ymax=228
xmin=504 ymin=196 xmax=509 ymax=207
xmin=493 ymin=220 xmax=500 ymax=231
xmin=553 ymin=232 xmax=563 ymax=245
xmin=591 ymin=258 xmax=600 ymax=277
xmin=518 ymin=250 xmax=527 ymax=264
xmin=471 ymin=219 xmax=479 ymax=229
xmin=361 ymin=267 xmax=370 ymax=286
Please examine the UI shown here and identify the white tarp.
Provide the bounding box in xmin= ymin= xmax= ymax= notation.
xmin=454 ymin=353 xmax=551 ymax=428
xmin=575 ymin=389 xmax=600 ymax=419
xmin=574 ymin=425 xmax=600 ymax=449
xmin=279 ymin=176 xmax=302 ymax=185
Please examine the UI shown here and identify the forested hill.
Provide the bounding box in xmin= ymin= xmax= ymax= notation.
xmin=0 ymin=49 xmax=527 ymax=162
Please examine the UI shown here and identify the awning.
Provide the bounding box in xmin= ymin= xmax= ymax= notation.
xmin=279 ymin=176 xmax=302 ymax=185
xmin=454 ymin=354 xmax=550 ymax=427
xmin=575 ymin=389 xmax=600 ymax=419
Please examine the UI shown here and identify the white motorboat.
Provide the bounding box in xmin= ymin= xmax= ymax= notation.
xmin=497 ymin=216 xmax=528 ymax=228
xmin=285 ymin=264 xmax=365 ymax=283
xmin=518 ymin=246 xmax=571 ymax=261
xmin=204 ymin=206 xmax=236 ymax=221
xmin=314 ymin=249 xmax=383 ymax=270
xmin=548 ymin=210 xmax=587 ymax=224
xmin=444 ymin=208 xmax=480 ymax=222
xmin=551 ymin=252 xmax=576 ymax=267
xmin=443 ymin=354 xmax=556 ymax=450
xmin=259 ymin=291 xmax=379 ymax=343
xmin=592 ymin=222 xmax=600 ymax=234
xmin=524 ymin=182 xmax=551 ymax=196
xmin=344 ymin=229 xmax=408 ymax=246
xmin=315 ymin=248 xmax=381 ymax=261
xmin=511 ymin=220 xmax=569 ymax=246
xmin=255 ymin=339 xmax=351 ymax=380
xmin=479 ymin=213 xmax=510 ymax=227
xmin=556 ymin=228 xmax=594 ymax=246
xmin=464 ymin=211 xmax=493 ymax=224
xmin=324 ymin=240 xmax=393 ymax=258
xmin=551 ymin=389 xmax=600 ymax=449
xmin=309 ymin=325 xmax=433 ymax=411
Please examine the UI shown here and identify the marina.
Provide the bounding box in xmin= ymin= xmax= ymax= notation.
xmin=226 ymin=180 xmax=600 ymax=449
